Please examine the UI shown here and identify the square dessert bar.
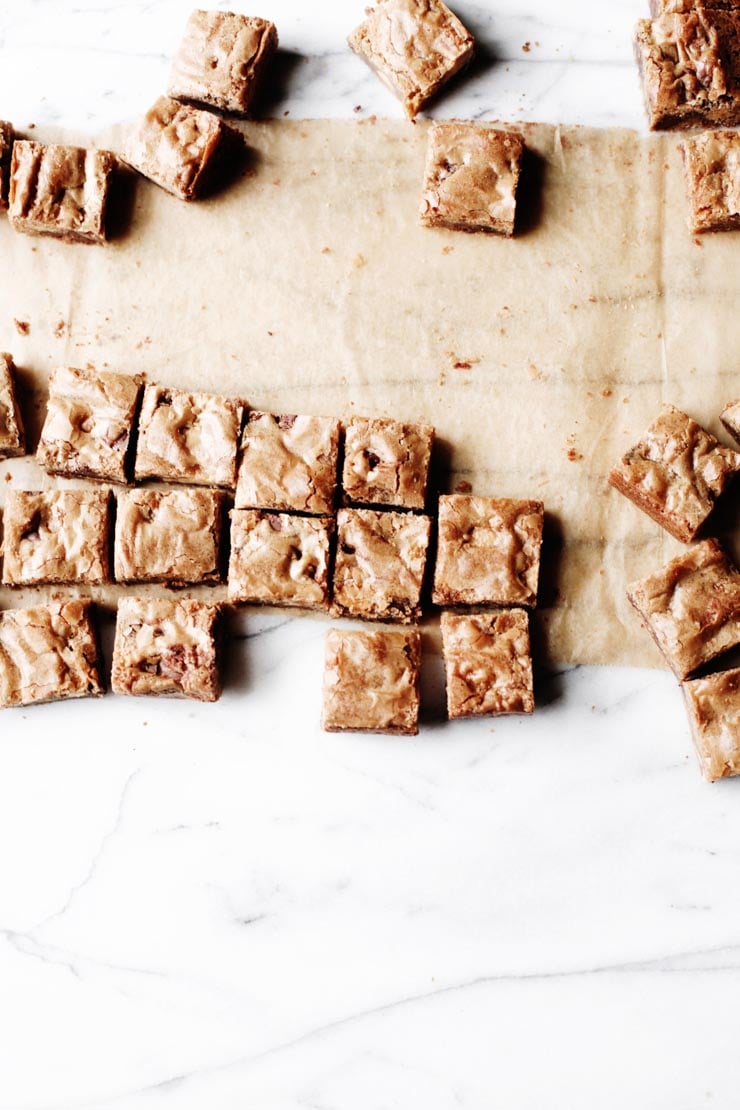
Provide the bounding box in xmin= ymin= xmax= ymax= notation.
xmin=682 ymin=130 xmax=740 ymax=232
xmin=236 ymin=411 xmax=340 ymax=515
xmin=122 ymin=96 xmax=226 ymax=201
xmin=0 ymin=352 xmax=25 ymax=459
xmin=111 ymin=596 xmax=223 ymax=701
xmin=332 ymin=508 xmax=431 ymax=623
xmin=114 ymin=487 xmax=225 ymax=586
xmin=228 ymin=510 xmax=333 ymax=610
xmin=2 ymin=489 xmax=111 ymax=587
xmin=627 ymin=538 xmax=740 ymax=679
xmin=683 ymin=667 xmax=740 ymax=781
xmin=9 ymin=141 xmax=116 ymax=243
xmin=420 ymin=123 xmax=524 ymax=236
xmin=37 ymin=366 xmax=142 ymax=484
xmin=348 ymin=0 xmax=475 ymax=119
xmin=322 ymin=627 xmax=421 ymax=735
xmin=721 ymin=397 xmax=740 ymax=442
xmin=0 ymin=601 xmax=104 ymax=709
xmin=441 ymin=609 xmax=534 ymax=718
xmin=608 ymin=404 xmax=740 ymax=543
xmin=168 ymin=9 xmax=278 ymax=116
xmin=432 ymin=495 xmax=544 ymax=608
xmin=341 ymin=416 xmax=434 ymax=511
xmin=134 ymin=383 xmax=243 ymax=489
xmin=0 ymin=120 xmax=13 ymax=207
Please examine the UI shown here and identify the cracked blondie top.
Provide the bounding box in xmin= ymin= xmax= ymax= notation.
xmin=441 ymin=609 xmax=534 ymax=718
xmin=322 ymin=627 xmax=421 ymax=735
xmin=0 ymin=352 xmax=25 ymax=459
xmin=683 ymin=667 xmax=740 ymax=781
xmin=9 ymin=141 xmax=116 ymax=243
xmin=114 ymin=487 xmax=225 ymax=586
xmin=122 ymin=95 xmax=225 ymax=201
xmin=235 ymin=411 xmax=339 ymax=515
xmin=0 ymin=600 xmax=103 ymax=708
xmin=341 ymin=416 xmax=434 ymax=511
xmin=682 ymin=130 xmax=740 ymax=231
xmin=2 ymin=489 xmax=111 ymax=587
xmin=228 ymin=509 xmax=333 ymax=610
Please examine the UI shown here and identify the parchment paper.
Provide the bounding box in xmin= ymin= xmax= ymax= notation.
xmin=1 ymin=119 xmax=739 ymax=668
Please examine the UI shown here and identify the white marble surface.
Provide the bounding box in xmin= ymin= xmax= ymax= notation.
xmin=2 ymin=2 xmax=740 ymax=1108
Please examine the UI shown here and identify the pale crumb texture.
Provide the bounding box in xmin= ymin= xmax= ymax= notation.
xmin=2 ymin=489 xmax=111 ymax=587
xmin=627 ymin=538 xmax=740 ymax=679
xmin=441 ymin=609 xmax=534 ymax=718
xmin=134 ymin=383 xmax=243 ymax=488
xmin=8 ymin=141 xmax=115 ymax=243
xmin=0 ymin=120 xmax=13 ymax=208
xmin=682 ymin=130 xmax=740 ymax=231
xmin=168 ymin=9 xmax=278 ymax=116
xmin=684 ymin=667 xmax=740 ymax=781
xmin=235 ymin=412 xmax=339 ymax=514
xmin=608 ymin=404 xmax=740 ymax=543
xmin=332 ymin=508 xmax=431 ymax=623
xmin=348 ymin=0 xmax=475 ymax=119
xmin=322 ymin=626 xmax=421 ymax=735
xmin=111 ymin=596 xmax=222 ymax=701
xmin=228 ymin=509 xmax=333 ymax=610
xmin=0 ymin=600 xmax=103 ymax=709
xmin=420 ymin=122 xmax=524 ymax=236
xmin=37 ymin=365 xmax=141 ymax=483
xmin=0 ymin=352 xmax=25 ymax=459
xmin=433 ymin=494 xmax=543 ymax=608
xmin=342 ymin=416 xmax=434 ymax=510
xmin=114 ymin=487 xmax=225 ymax=585
xmin=122 ymin=96 xmax=225 ymax=201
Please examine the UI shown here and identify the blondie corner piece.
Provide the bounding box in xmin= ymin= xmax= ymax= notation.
xmin=2 ymin=489 xmax=111 ymax=587
xmin=111 ymin=596 xmax=223 ymax=701
xmin=122 ymin=96 xmax=226 ymax=201
xmin=0 ymin=601 xmax=104 ymax=709
xmin=721 ymin=397 xmax=740 ymax=444
xmin=114 ymin=487 xmax=225 ymax=586
xmin=441 ymin=609 xmax=534 ymax=719
xmin=322 ymin=627 xmax=421 ymax=735
xmin=627 ymin=538 xmax=740 ymax=679
xmin=683 ymin=667 xmax=740 ymax=781
xmin=420 ymin=123 xmax=524 ymax=236
xmin=608 ymin=404 xmax=740 ymax=543
xmin=168 ymin=9 xmax=278 ymax=117
xmin=0 ymin=120 xmax=14 ymax=208
xmin=228 ymin=510 xmax=333 ymax=610
xmin=682 ymin=130 xmax=740 ymax=232
xmin=0 ymin=352 xmax=25 ymax=459
xmin=341 ymin=416 xmax=434 ymax=510
xmin=348 ymin=0 xmax=475 ymax=119
xmin=9 ymin=141 xmax=116 ymax=243
xmin=235 ymin=412 xmax=339 ymax=514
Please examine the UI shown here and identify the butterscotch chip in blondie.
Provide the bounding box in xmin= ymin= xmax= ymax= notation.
xmin=122 ymin=96 xmax=226 ymax=201
xmin=228 ymin=509 xmax=333 ymax=609
xmin=0 ymin=601 xmax=104 ymax=708
xmin=0 ymin=121 xmax=14 ymax=208
xmin=420 ymin=122 xmax=524 ymax=236
xmin=348 ymin=0 xmax=475 ymax=119
xmin=432 ymin=495 xmax=543 ymax=608
xmin=322 ymin=627 xmax=421 ymax=735
xmin=332 ymin=508 xmax=431 ymax=623
xmin=168 ymin=9 xmax=278 ymax=116
xmin=682 ymin=130 xmax=740 ymax=231
xmin=0 ymin=352 xmax=25 ymax=459
xmin=441 ymin=609 xmax=534 ymax=719
xmin=609 ymin=404 xmax=740 ymax=543
xmin=114 ymin=487 xmax=225 ymax=586
xmin=627 ymin=538 xmax=740 ymax=679
xmin=683 ymin=667 xmax=740 ymax=781
xmin=134 ymin=384 xmax=243 ymax=489
xmin=8 ymin=141 xmax=116 ymax=243
xmin=341 ymin=416 xmax=434 ymax=510
xmin=111 ymin=596 xmax=222 ymax=701
xmin=235 ymin=412 xmax=339 ymax=514
xmin=2 ymin=489 xmax=111 ymax=587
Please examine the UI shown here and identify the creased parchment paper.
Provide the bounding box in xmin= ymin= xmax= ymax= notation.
xmin=1 ymin=119 xmax=739 ymax=668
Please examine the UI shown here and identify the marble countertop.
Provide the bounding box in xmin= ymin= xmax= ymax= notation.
xmin=2 ymin=3 xmax=740 ymax=1109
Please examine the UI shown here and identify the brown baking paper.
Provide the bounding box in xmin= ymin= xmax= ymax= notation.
xmin=1 ymin=119 xmax=738 ymax=668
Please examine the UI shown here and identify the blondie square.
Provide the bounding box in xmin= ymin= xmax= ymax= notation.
xmin=114 ymin=487 xmax=225 ymax=586
xmin=0 ymin=601 xmax=104 ymax=708
xmin=235 ymin=411 xmax=339 ymax=514
xmin=122 ymin=96 xmax=226 ymax=201
xmin=2 ymin=489 xmax=111 ymax=587
xmin=0 ymin=352 xmax=25 ymax=459
xmin=433 ymin=495 xmax=544 ymax=608
xmin=168 ymin=9 xmax=278 ymax=116
xmin=341 ymin=416 xmax=434 ymax=510
xmin=111 ymin=596 xmax=222 ymax=701
xmin=0 ymin=121 xmax=14 ymax=208
xmin=682 ymin=130 xmax=740 ymax=231
xmin=134 ymin=384 xmax=243 ymax=489
xmin=627 ymin=538 xmax=740 ymax=679
xmin=332 ymin=508 xmax=431 ymax=623
xmin=420 ymin=122 xmax=524 ymax=236
xmin=721 ymin=397 xmax=740 ymax=443
xmin=683 ymin=667 xmax=740 ymax=781
xmin=348 ymin=0 xmax=475 ymax=119
xmin=9 ymin=141 xmax=116 ymax=243
xmin=441 ymin=609 xmax=534 ymax=718
xmin=37 ymin=366 xmax=142 ymax=484
xmin=228 ymin=509 xmax=333 ymax=609
xmin=322 ymin=627 xmax=421 ymax=735
xmin=608 ymin=404 xmax=740 ymax=543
